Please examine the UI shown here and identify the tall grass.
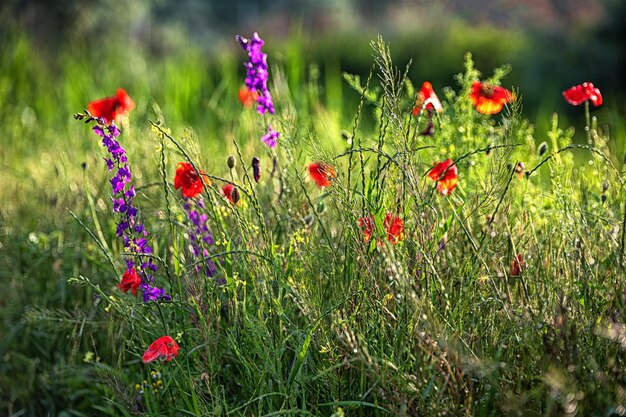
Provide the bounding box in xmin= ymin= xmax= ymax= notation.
xmin=2 ymin=31 xmax=626 ymax=417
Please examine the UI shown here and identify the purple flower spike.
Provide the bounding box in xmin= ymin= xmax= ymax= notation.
xmin=182 ymin=197 xmax=218 ymax=279
xmin=88 ymin=121 xmax=170 ymax=302
xmin=236 ymin=32 xmax=275 ymax=115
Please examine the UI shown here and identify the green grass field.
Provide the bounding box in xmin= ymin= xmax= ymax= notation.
xmin=1 ymin=30 xmax=626 ymax=417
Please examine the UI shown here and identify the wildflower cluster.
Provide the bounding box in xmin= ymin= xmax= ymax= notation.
xmin=236 ymin=32 xmax=280 ymax=148
xmin=357 ymin=212 xmax=405 ymax=246
xmin=236 ymin=32 xmax=275 ymax=115
xmin=91 ymin=121 xmax=169 ymax=302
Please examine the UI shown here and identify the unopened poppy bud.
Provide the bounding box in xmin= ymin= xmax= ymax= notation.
xmin=317 ymin=199 xmax=326 ymax=214
xmin=231 ymin=187 xmax=240 ymax=205
xmin=602 ymin=181 xmax=609 ymax=192
xmin=601 ymin=194 xmax=607 ymax=203
xmin=538 ymin=141 xmax=548 ymax=156
xmin=252 ymin=156 xmax=261 ymax=182
xmin=227 ymin=155 xmax=236 ymax=169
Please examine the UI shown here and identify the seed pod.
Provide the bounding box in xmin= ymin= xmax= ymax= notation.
xmin=227 ymin=155 xmax=236 ymax=169
xmin=252 ymin=156 xmax=261 ymax=182
xmin=231 ymin=187 xmax=240 ymax=205
xmin=538 ymin=141 xmax=548 ymax=156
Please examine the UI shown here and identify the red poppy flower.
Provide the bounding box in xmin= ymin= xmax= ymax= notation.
xmin=357 ymin=215 xmax=376 ymax=243
xmin=562 ymin=82 xmax=602 ymax=107
xmin=383 ymin=212 xmax=404 ymax=244
xmin=511 ymin=254 xmax=524 ymax=276
xmin=469 ymin=82 xmax=513 ymax=115
xmin=412 ymin=81 xmax=443 ymax=116
xmin=238 ymin=86 xmax=259 ymax=107
xmin=174 ymin=162 xmax=207 ymax=198
xmin=88 ymin=88 xmax=135 ymax=124
xmin=357 ymin=212 xmax=404 ymax=245
xmin=308 ymin=162 xmax=337 ymax=188
xmin=428 ymin=159 xmax=458 ymax=196
xmin=142 ymin=336 xmax=180 ymax=363
xmin=117 ymin=267 xmax=141 ymax=296
xmin=222 ymin=184 xmax=240 ymax=204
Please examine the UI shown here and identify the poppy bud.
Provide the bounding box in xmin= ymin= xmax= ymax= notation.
xmin=506 ymin=163 xmax=513 ymax=172
xmin=602 ymin=181 xmax=609 ymax=192
xmin=601 ymin=194 xmax=607 ymax=203
xmin=227 ymin=155 xmax=236 ymax=169
xmin=538 ymin=142 xmax=548 ymax=156
xmin=317 ymin=199 xmax=326 ymax=214
xmin=231 ymin=187 xmax=240 ymax=205
xmin=252 ymin=156 xmax=261 ymax=182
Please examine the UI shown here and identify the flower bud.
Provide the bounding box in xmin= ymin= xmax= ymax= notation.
xmin=538 ymin=141 xmax=548 ymax=156
xmin=227 ymin=155 xmax=236 ymax=169
xmin=252 ymin=156 xmax=261 ymax=182
xmin=231 ymin=187 xmax=240 ymax=205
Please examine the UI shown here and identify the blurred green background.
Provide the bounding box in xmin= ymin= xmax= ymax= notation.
xmin=1 ymin=0 xmax=625 ymax=134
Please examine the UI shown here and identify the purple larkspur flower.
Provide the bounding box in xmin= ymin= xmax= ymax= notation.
xmin=182 ymin=197 xmax=217 ymax=278
xmin=236 ymin=32 xmax=275 ymax=115
xmin=261 ymin=125 xmax=280 ymax=148
xmin=141 ymin=283 xmax=170 ymax=302
xmin=87 ymin=121 xmax=170 ymax=302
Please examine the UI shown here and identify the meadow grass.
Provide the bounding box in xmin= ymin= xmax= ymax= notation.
xmin=1 ymin=32 xmax=626 ymax=417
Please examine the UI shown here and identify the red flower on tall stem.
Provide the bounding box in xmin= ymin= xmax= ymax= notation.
xmin=117 ymin=267 xmax=141 ymax=296
xmin=428 ymin=159 xmax=458 ymax=196
xmin=222 ymin=184 xmax=240 ymax=204
xmin=357 ymin=215 xmax=376 ymax=243
xmin=412 ymin=81 xmax=443 ymax=116
xmin=357 ymin=212 xmax=404 ymax=245
xmin=88 ymin=88 xmax=135 ymax=124
xmin=469 ymin=82 xmax=513 ymax=115
xmin=308 ymin=162 xmax=337 ymax=188
xmin=142 ymin=336 xmax=180 ymax=363
xmin=174 ymin=162 xmax=208 ymax=198
xmin=383 ymin=212 xmax=404 ymax=244
xmin=238 ymin=86 xmax=259 ymax=107
xmin=562 ymin=82 xmax=602 ymax=107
